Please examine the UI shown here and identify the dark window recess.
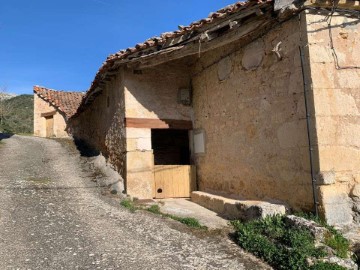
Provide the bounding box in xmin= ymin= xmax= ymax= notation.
xmin=151 ymin=129 xmax=190 ymax=165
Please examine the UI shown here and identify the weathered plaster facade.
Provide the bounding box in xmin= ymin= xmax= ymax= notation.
xmin=34 ymin=94 xmax=68 ymax=138
xmin=123 ymin=65 xmax=192 ymax=198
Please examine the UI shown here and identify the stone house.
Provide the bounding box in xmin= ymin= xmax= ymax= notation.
xmin=69 ymin=0 xmax=360 ymax=225
xmin=33 ymin=86 xmax=83 ymax=138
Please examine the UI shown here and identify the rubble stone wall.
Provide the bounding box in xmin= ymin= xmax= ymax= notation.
xmin=69 ymin=70 xmax=127 ymax=178
xmin=191 ymin=16 xmax=314 ymax=211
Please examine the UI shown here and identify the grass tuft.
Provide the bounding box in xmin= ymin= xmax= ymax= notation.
xmin=120 ymin=199 xmax=137 ymax=212
xmin=146 ymin=204 xmax=161 ymax=214
xmin=168 ymin=215 xmax=204 ymax=229
xmin=121 ymin=200 xmax=206 ymax=229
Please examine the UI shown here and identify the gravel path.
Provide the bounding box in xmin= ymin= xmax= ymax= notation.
xmin=0 ymin=135 xmax=270 ymax=270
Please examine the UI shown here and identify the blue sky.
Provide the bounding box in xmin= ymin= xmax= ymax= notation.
xmin=0 ymin=0 xmax=237 ymax=95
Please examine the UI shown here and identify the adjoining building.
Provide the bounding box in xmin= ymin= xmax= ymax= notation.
xmin=65 ymin=0 xmax=359 ymax=225
xmin=33 ymin=86 xmax=83 ymax=138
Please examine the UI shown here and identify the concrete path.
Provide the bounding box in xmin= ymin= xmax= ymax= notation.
xmin=158 ymin=198 xmax=230 ymax=230
xmin=0 ymin=135 xmax=271 ymax=270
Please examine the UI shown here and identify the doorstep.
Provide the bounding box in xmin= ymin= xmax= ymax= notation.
xmin=191 ymin=191 xmax=287 ymax=221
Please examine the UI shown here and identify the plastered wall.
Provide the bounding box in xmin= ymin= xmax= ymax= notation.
xmin=306 ymin=10 xmax=360 ymax=224
xmin=123 ymin=65 xmax=192 ymax=199
xmin=33 ymin=94 xmax=68 ymax=138
xmin=124 ymin=65 xmax=192 ymax=120
xmin=191 ymin=16 xmax=314 ymax=210
xmin=69 ymin=70 xmax=127 ymax=179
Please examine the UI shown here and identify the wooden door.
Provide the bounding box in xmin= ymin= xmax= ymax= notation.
xmin=46 ymin=116 xmax=54 ymax=137
xmin=154 ymin=165 xmax=196 ymax=199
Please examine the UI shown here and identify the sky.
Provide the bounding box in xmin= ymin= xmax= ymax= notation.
xmin=0 ymin=0 xmax=237 ymax=95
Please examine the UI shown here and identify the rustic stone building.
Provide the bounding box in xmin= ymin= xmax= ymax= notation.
xmin=69 ymin=0 xmax=360 ymax=225
xmin=33 ymin=86 xmax=83 ymax=138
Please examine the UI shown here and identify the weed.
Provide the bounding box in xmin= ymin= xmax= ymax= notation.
xmin=295 ymin=212 xmax=350 ymax=259
xmin=120 ymin=199 xmax=137 ymax=212
xmin=231 ymin=215 xmax=350 ymax=270
xmin=168 ymin=215 xmax=205 ymax=229
xmin=324 ymin=229 xmax=350 ymax=258
xmin=147 ymin=205 xmax=161 ymax=214
xmin=121 ymin=200 xmax=206 ymax=229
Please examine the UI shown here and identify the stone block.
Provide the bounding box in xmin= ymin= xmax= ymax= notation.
xmin=126 ymin=138 xmax=152 ymax=151
xmin=126 ymin=128 xmax=151 ymax=139
xmin=319 ymin=185 xmax=350 ymax=205
xmin=320 ymin=203 xmax=353 ymax=226
xmin=318 ymin=146 xmax=360 ymax=172
xmin=191 ymin=191 xmax=286 ymax=221
xmin=126 ymin=151 xmax=153 ymax=172
xmin=316 ymin=171 xmax=336 ymax=185
xmin=318 ymin=185 xmax=353 ymax=225
xmin=313 ymin=88 xmax=360 ymax=117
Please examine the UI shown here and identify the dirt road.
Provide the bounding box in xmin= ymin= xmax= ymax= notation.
xmin=0 ymin=135 xmax=270 ymax=270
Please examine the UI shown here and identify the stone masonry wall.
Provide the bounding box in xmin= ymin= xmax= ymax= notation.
xmin=191 ymin=16 xmax=314 ymax=211
xmin=305 ymin=10 xmax=360 ymax=225
xmin=123 ymin=65 xmax=192 ymax=199
xmin=69 ymin=70 xmax=126 ymax=178
xmin=33 ymin=94 xmax=68 ymax=138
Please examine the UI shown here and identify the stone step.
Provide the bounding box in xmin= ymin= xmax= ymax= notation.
xmin=191 ymin=191 xmax=287 ymax=221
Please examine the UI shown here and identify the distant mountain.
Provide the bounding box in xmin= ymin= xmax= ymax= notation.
xmin=0 ymin=95 xmax=33 ymax=134
xmin=0 ymin=92 xmax=17 ymax=101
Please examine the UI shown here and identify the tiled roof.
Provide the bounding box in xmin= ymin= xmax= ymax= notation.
xmin=73 ymin=0 xmax=274 ymax=117
xmin=33 ymin=86 xmax=84 ymax=119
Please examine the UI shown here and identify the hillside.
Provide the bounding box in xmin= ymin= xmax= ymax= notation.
xmin=0 ymin=95 xmax=33 ymax=134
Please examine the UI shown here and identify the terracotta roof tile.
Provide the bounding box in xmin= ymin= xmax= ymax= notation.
xmin=33 ymin=86 xmax=84 ymax=119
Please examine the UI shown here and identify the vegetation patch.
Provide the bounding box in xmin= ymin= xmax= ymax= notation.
xmin=231 ymin=215 xmax=352 ymax=270
xmin=120 ymin=200 xmax=206 ymax=229
xmin=0 ymin=95 xmax=33 ymax=134
xmin=120 ymin=199 xmax=137 ymax=212
xmin=295 ymin=212 xmax=350 ymax=259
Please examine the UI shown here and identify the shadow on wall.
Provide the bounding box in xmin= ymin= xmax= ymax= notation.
xmin=73 ymin=138 xmax=100 ymax=157
xmin=0 ymin=133 xmax=13 ymax=141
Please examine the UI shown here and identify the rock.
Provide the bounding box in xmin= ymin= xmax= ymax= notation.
xmin=92 ymin=154 xmax=125 ymax=195
xmin=217 ymin=56 xmax=232 ymax=81
xmin=241 ymin=40 xmax=264 ymax=71
xmin=351 ymin=185 xmax=360 ymax=198
xmin=284 ymin=215 xmax=329 ymax=242
xmin=308 ymin=256 xmax=358 ymax=270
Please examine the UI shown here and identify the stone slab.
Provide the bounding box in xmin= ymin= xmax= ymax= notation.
xmin=191 ymin=191 xmax=286 ymax=221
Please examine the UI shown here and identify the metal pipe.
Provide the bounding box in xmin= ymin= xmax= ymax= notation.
xmin=299 ymin=44 xmax=319 ymax=217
